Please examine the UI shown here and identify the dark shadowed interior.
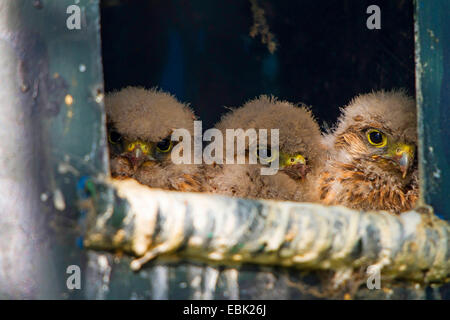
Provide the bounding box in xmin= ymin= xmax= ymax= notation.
xmin=101 ymin=0 xmax=415 ymax=130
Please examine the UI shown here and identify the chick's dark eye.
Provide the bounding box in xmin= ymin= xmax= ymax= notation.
xmin=369 ymin=131 xmax=383 ymax=144
xmin=156 ymin=138 xmax=173 ymax=152
xmin=108 ymin=131 xmax=122 ymax=144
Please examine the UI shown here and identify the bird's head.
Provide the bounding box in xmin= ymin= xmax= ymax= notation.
xmin=216 ymin=95 xmax=324 ymax=182
xmin=108 ymin=126 xmax=175 ymax=170
xmin=105 ymin=86 xmax=196 ymax=172
xmin=333 ymin=90 xmax=417 ymax=180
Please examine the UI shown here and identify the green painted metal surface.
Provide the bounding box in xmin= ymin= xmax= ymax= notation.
xmin=0 ymin=0 xmax=105 ymax=298
xmin=415 ymin=0 xmax=450 ymax=220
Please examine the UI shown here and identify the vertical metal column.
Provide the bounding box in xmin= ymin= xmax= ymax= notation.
xmin=415 ymin=0 xmax=450 ymax=219
xmin=0 ymin=0 xmax=106 ymax=298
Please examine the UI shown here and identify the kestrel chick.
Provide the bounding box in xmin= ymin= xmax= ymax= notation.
xmin=105 ymin=86 xmax=202 ymax=192
xmin=317 ymin=90 xmax=419 ymax=214
xmin=204 ymin=95 xmax=324 ymax=201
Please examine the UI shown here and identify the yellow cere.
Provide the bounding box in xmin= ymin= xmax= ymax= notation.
xmin=395 ymin=143 xmax=414 ymax=156
xmin=282 ymin=153 xmax=306 ymax=167
xmin=127 ymin=140 xmax=150 ymax=154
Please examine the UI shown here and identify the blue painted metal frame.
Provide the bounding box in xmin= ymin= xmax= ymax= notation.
xmin=415 ymin=0 xmax=450 ymax=220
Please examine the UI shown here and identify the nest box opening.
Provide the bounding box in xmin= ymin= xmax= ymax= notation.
xmin=100 ymin=0 xmax=415 ymax=131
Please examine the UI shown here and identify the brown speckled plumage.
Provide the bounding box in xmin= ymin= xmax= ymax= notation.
xmin=315 ymin=90 xmax=419 ymax=214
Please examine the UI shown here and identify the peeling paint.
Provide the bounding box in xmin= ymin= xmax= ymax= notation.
xmin=64 ymin=94 xmax=73 ymax=106
xmin=53 ymin=188 xmax=66 ymax=211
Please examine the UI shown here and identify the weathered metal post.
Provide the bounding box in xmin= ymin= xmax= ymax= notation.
xmin=415 ymin=0 xmax=450 ymax=219
xmin=0 ymin=0 xmax=106 ymax=298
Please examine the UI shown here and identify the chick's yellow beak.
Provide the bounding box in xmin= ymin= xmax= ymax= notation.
xmin=127 ymin=140 xmax=150 ymax=154
xmin=393 ymin=143 xmax=415 ymax=179
xmin=280 ymin=153 xmax=309 ymax=180
xmin=288 ymin=154 xmax=306 ymax=166
xmin=124 ymin=140 xmax=154 ymax=169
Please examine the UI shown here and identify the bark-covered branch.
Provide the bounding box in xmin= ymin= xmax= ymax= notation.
xmin=83 ymin=178 xmax=450 ymax=283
